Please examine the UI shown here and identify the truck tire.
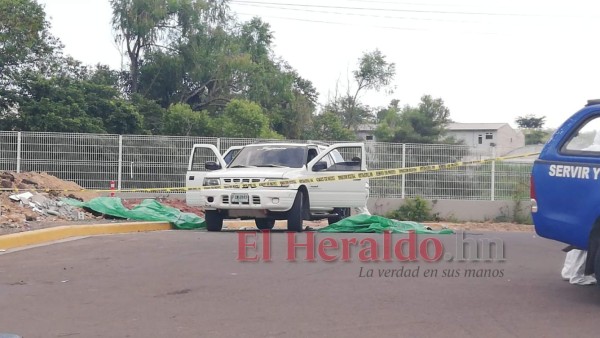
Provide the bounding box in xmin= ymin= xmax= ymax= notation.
xmin=205 ymin=210 xmax=223 ymax=232
xmin=595 ymin=248 xmax=600 ymax=288
xmin=287 ymin=190 xmax=304 ymax=232
xmin=328 ymin=207 xmax=350 ymax=225
xmin=255 ymin=218 xmax=275 ymax=230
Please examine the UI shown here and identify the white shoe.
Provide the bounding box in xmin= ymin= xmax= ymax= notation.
xmin=570 ymin=275 xmax=597 ymax=285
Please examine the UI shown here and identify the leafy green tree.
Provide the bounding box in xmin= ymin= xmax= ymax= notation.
xmin=110 ymin=0 xmax=230 ymax=93
xmin=353 ymin=49 xmax=396 ymax=96
xmin=0 ymin=0 xmax=56 ymax=72
xmin=326 ymin=49 xmax=395 ymax=130
xmin=103 ymin=100 xmax=145 ymax=134
xmin=137 ymin=16 xmax=317 ymax=139
xmin=375 ymin=95 xmax=453 ymax=144
xmin=215 ymin=99 xmax=281 ymax=138
xmin=515 ymin=114 xmax=549 ymax=145
xmin=515 ymin=114 xmax=546 ymax=129
xmin=1 ymin=61 xmax=144 ymax=134
xmin=0 ymin=0 xmax=60 ymax=111
xmin=525 ymin=129 xmax=548 ymax=145
xmin=161 ymin=103 xmax=214 ymax=136
xmin=304 ymin=111 xmax=356 ymax=141
xmin=130 ymin=94 xmax=165 ymax=134
xmin=324 ymin=95 xmax=372 ymax=131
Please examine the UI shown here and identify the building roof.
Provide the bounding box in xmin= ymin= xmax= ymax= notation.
xmin=355 ymin=123 xmax=377 ymax=131
xmin=446 ymin=123 xmax=508 ymax=131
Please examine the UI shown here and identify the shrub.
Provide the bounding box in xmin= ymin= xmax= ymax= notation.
xmin=386 ymin=196 xmax=438 ymax=222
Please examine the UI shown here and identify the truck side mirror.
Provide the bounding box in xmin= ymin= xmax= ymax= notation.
xmin=205 ymin=161 xmax=222 ymax=170
xmin=312 ymin=161 xmax=327 ymax=171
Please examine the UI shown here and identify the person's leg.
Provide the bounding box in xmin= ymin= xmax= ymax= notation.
xmin=563 ymin=249 xmax=596 ymax=285
xmin=353 ymin=206 xmax=371 ymax=215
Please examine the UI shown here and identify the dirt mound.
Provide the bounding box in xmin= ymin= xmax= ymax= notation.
xmin=0 ymin=171 xmax=207 ymax=236
xmin=1 ymin=171 xmax=101 ymax=234
xmin=0 ymin=171 xmax=98 ymax=201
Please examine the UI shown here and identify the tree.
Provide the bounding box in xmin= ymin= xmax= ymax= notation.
xmin=353 ymin=49 xmax=396 ymax=97
xmin=1 ymin=61 xmax=144 ymax=134
xmin=525 ymin=129 xmax=548 ymax=145
xmin=0 ymin=0 xmax=60 ymax=111
xmin=515 ymin=114 xmax=549 ymax=145
xmin=136 ymin=16 xmax=318 ymax=139
xmin=0 ymin=0 xmax=56 ymax=72
xmin=375 ymin=95 xmax=453 ymax=144
xmin=515 ymin=114 xmax=546 ymax=129
xmin=161 ymin=103 xmax=213 ymax=136
xmin=110 ymin=0 xmax=230 ymax=93
xmin=326 ymin=49 xmax=395 ymax=130
xmin=130 ymin=94 xmax=166 ymax=134
xmin=324 ymin=95 xmax=372 ymax=131
xmin=304 ymin=111 xmax=356 ymax=141
xmin=214 ymin=99 xmax=281 ymax=138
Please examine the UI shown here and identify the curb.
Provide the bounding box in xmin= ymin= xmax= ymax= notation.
xmin=0 ymin=220 xmax=323 ymax=251
xmin=0 ymin=221 xmax=173 ymax=251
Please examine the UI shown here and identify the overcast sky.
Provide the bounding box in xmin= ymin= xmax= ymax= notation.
xmin=37 ymin=0 xmax=600 ymax=129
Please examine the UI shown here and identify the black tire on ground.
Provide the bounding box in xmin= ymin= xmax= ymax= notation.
xmin=255 ymin=218 xmax=275 ymax=230
xmin=595 ymin=246 xmax=600 ymax=288
xmin=328 ymin=207 xmax=351 ymax=225
xmin=205 ymin=210 xmax=223 ymax=232
xmin=287 ymin=190 xmax=304 ymax=232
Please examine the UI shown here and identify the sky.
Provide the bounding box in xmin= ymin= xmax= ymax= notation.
xmin=36 ymin=0 xmax=600 ymax=129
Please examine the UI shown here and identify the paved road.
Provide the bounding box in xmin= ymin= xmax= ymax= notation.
xmin=1 ymin=230 xmax=599 ymax=337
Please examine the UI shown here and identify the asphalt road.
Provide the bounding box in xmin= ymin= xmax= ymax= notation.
xmin=1 ymin=230 xmax=599 ymax=338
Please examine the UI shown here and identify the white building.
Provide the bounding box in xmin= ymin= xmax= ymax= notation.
xmin=445 ymin=123 xmax=525 ymax=156
xmin=354 ymin=124 xmax=377 ymax=142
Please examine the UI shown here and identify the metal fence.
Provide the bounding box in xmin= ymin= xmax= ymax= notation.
xmin=0 ymin=131 xmax=533 ymax=200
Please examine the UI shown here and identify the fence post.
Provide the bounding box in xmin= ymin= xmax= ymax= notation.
xmin=491 ymin=146 xmax=496 ymax=201
xmin=401 ymin=143 xmax=406 ymax=199
xmin=216 ymin=137 xmax=221 ymax=153
xmin=117 ymin=135 xmax=123 ymax=191
xmin=16 ymin=131 xmax=21 ymax=173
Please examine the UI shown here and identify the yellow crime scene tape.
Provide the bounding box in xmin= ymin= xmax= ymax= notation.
xmin=0 ymin=152 xmax=540 ymax=194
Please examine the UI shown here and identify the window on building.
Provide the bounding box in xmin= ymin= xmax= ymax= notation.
xmin=366 ymin=135 xmax=374 ymax=141
xmin=478 ymin=135 xmax=483 ymax=144
xmin=485 ymin=132 xmax=493 ymax=140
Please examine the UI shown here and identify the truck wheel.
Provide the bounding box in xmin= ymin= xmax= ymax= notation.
xmin=287 ymin=190 xmax=304 ymax=232
xmin=328 ymin=207 xmax=350 ymax=225
xmin=255 ymin=218 xmax=275 ymax=230
xmin=205 ymin=210 xmax=223 ymax=232
xmin=595 ymin=248 xmax=600 ymax=287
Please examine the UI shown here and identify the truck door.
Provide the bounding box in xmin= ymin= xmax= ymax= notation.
xmin=222 ymin=146 xmax=243 ymax=165
xmin=307 ymin=143 xmax=368 ymax=209
xmin=533 ymin=115 xmax=600 ymax=248
xmin=186 ymin=144 xmax=226 ymax=206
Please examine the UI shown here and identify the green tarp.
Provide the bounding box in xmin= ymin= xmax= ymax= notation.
xmin=64 ymin=197 xmax=206 ymax=230
xmin=318 ymin=214 xmax=454 ymax=234
xmin=63 ymin=198 xmax=450 ymax=233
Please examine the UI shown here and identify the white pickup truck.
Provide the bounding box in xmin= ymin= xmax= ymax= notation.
xmin=186 ymin=142 xmax=369 ymax=231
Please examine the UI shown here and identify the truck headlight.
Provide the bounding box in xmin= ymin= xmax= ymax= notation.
xmin=203 ymin=178 xmax=221 ymax=186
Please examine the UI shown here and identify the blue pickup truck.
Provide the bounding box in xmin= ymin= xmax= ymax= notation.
xmin=531 ymin=99 xmax=600 ymax=275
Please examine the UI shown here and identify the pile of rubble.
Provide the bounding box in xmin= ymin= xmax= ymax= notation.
xmin=0 ymin=171 xmax=99 ymax=230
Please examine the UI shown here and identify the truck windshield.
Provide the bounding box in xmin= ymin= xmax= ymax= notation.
xmin=229 ymin=145 xmax=305 ymax=168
